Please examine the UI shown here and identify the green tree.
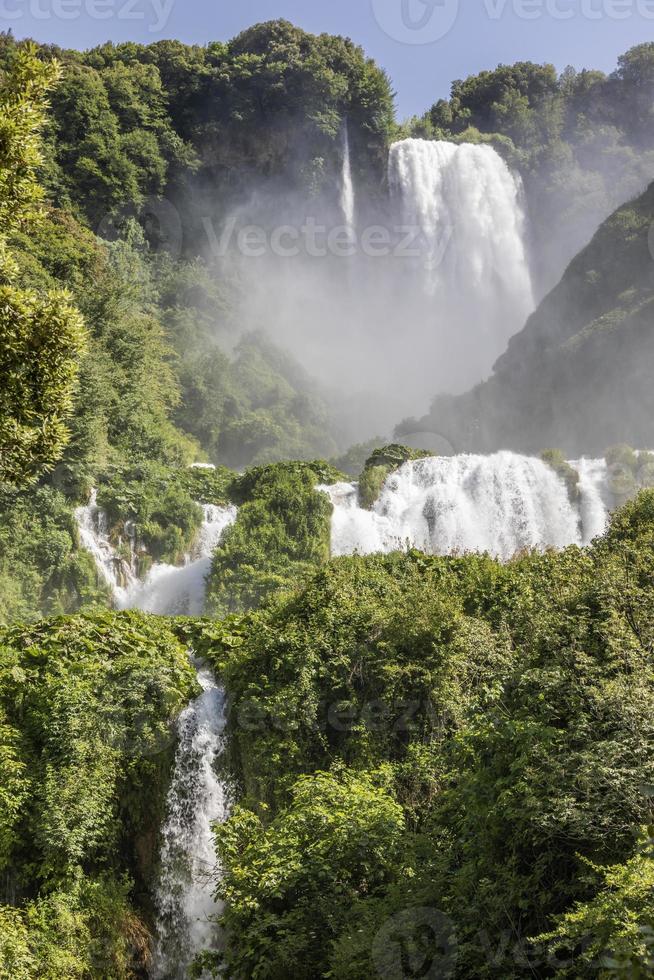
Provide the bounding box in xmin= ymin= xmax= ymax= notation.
xmin=0 ymin=45 xmax=86 ymax=486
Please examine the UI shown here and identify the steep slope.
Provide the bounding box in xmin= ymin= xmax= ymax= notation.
xmin=405 ymin=180 xmax=654 ymax=455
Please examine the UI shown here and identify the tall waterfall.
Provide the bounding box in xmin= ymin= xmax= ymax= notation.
xmin=75 ymin=491 xmax=237 ymax=975
xmin=388 ymin=139 xmax=534 ymax=373
xmin=340 ymin=123 xmax=355 ymax=230
xmin=320 ymin=452 xmax=611 ymax=561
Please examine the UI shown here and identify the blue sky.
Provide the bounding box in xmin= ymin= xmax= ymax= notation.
xmin=6 ymin=0 xmax=654 ymax=116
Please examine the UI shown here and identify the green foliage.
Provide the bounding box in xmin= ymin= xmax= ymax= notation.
xmin=173 ymin=464 xmax=235 ymax=505
xmin=0 ymin=484 xmax=109 ymax=624
xmin=0 ymin=25 xmax=389 ymax=481
xmin=212 ymin=769 xmax=404 ymax=979
xmin=0 ymin=24 xmax=394 ymax=230
xmin=535 ymin=837 xmax=654 ymax=977
xmin=0 ymin=874 xmax=150 ymax=980
xmin=0 ymin=285 xmax=86 ymax=487
xmin=541 ymin=448 xmax=580 ymax=502
xmin=0 ymin=43 xmax=59 ymax=237
xmin=206 ymin=460 xmax=343 ymax=617
xmin=0 ymin=45 xmax=87 ymax=487
xmin=207 ymin=491 xmax=654 ymax=978
xmin=97 ymin=462 xmax=207 ymax=565
xmin=358 ymin=444 xmax=431 ymax=509
xmin=0 ymin=611 xmax=197 ymax=975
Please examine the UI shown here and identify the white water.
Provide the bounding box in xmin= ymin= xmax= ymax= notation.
xmin=218 ymin=138 xmax=537 ymax=435
xmin=388 ymin=139 xmax=532 ymax=303
xmin=573 ymin=457 xmax=611 ymax=545
xmin=75 ymin=491 xmax=237 ymax=976
xmin=320 ymin=452 xmax=612 ymax=561
xmin=340 ymin=123 xmax=355 ymax=231
xmin=75 ymin=497 xmax=236 ymax=614
xmin=118 ymin=504 xmax=237 ymax=616
xmin=75 ymin=490 xmax=138 ymax=599
xmin=388 ymin=139 xmax=534 ymax=372
xmin=151 ymin=666 xmax=228 ymax=979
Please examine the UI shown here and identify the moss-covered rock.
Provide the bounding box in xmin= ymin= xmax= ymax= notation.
xmin=540 ymin=449 xmax=581 ymax=503
xmin=358 ymin=444 xmax=432 ymax=509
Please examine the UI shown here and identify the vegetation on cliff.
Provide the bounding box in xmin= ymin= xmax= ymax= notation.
xmin=204 ymin=490 xmax=654 ymax=979
xmin=0 ymin=612 xmax=197 ymax=978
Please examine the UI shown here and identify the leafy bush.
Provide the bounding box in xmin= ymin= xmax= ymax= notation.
xmin=0 ymin=485 xmax=109 ymax=624
xmin=535 ymin=838 xmax=654 ymax=977
xmin=213 ymin=769 xmax=404 ymax=980
xmin=0 ymin=47 xmax=87 ymax=487
xmin=0 ymin=875 xmax=150 ymax=980
xmin=206 ymin=461 xmax=344 ymax=617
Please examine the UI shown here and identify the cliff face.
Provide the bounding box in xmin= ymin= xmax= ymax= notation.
xmin=407 ymin=181 xmax=654 ymax=455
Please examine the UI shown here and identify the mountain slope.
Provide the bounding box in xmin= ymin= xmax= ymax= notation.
xmin=406 ymin=180 xmax=654 ymax=455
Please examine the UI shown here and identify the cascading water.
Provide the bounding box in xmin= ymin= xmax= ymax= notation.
xmin=320 ymin=452 xmax=612 ymax=561
xmin=75 ymin=497 xmax=236 ymax=615
xmin=118 ymin=504 xmax=237 ymax=616
xmin=572 ymin=457 xmax=611 ymax=545
xmin=388 ymin=139 xmax=534 ymax=379
xmin=76 ymin=488 xmax=237 ymax=976
xmin=388 ymin=139 xmax=533 ymax=304
xmin=340 ymin=122 xmax=355 ymax=231
xmin=151 ymin=666 xmax=228 ymax=979
xmin=75 ymin=490 xmax=137 ymax=600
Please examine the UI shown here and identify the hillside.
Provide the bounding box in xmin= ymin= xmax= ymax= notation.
xmin=403 ymin=180 xmax=654 ymax=456
xmin=5 ymin=26 xmax=654 ymax=980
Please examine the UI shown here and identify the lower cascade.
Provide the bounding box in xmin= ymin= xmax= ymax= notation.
xmin=75 ymin=492 xmax=235 ymax=976
xmin=321 ymin=452 xmax=611 ymax=561
xmin=151 ymin=666 xmax=228 ymax=979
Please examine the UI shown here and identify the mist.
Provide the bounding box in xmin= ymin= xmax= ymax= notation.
xmin=203 ymin=134 xmax=536 ymax=446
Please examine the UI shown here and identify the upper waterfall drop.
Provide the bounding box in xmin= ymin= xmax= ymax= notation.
xmin=340 ymin=122 xmax=355 ymax=231
xmin=388 ymin=138 xmax=534 ymax=362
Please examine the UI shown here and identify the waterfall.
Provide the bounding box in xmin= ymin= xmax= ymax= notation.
xmin=75 ymin=498 xmax=236 ymax=616
xmin=320 ymin=452 xmax=613 ymax=561
xmin=151 ymin=666 xmax=228 ymax=979
xmin=573 ymin=457 xmax=611 ymax=545
xmin=117 ymin=504 xmax=237 ymax=616
xmin=340 ymin=122 xmax=355 ymax=231
xmin=388 ymin=138 xmax=534 ymax=370
xmin=76 ymin=491 xmax=237 ymax=975
xmin=75 ymin=490 xmax=137 ymax=601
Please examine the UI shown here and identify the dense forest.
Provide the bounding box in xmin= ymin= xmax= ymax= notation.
xmin=2 ymin=18 xmax=654 ymax=980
